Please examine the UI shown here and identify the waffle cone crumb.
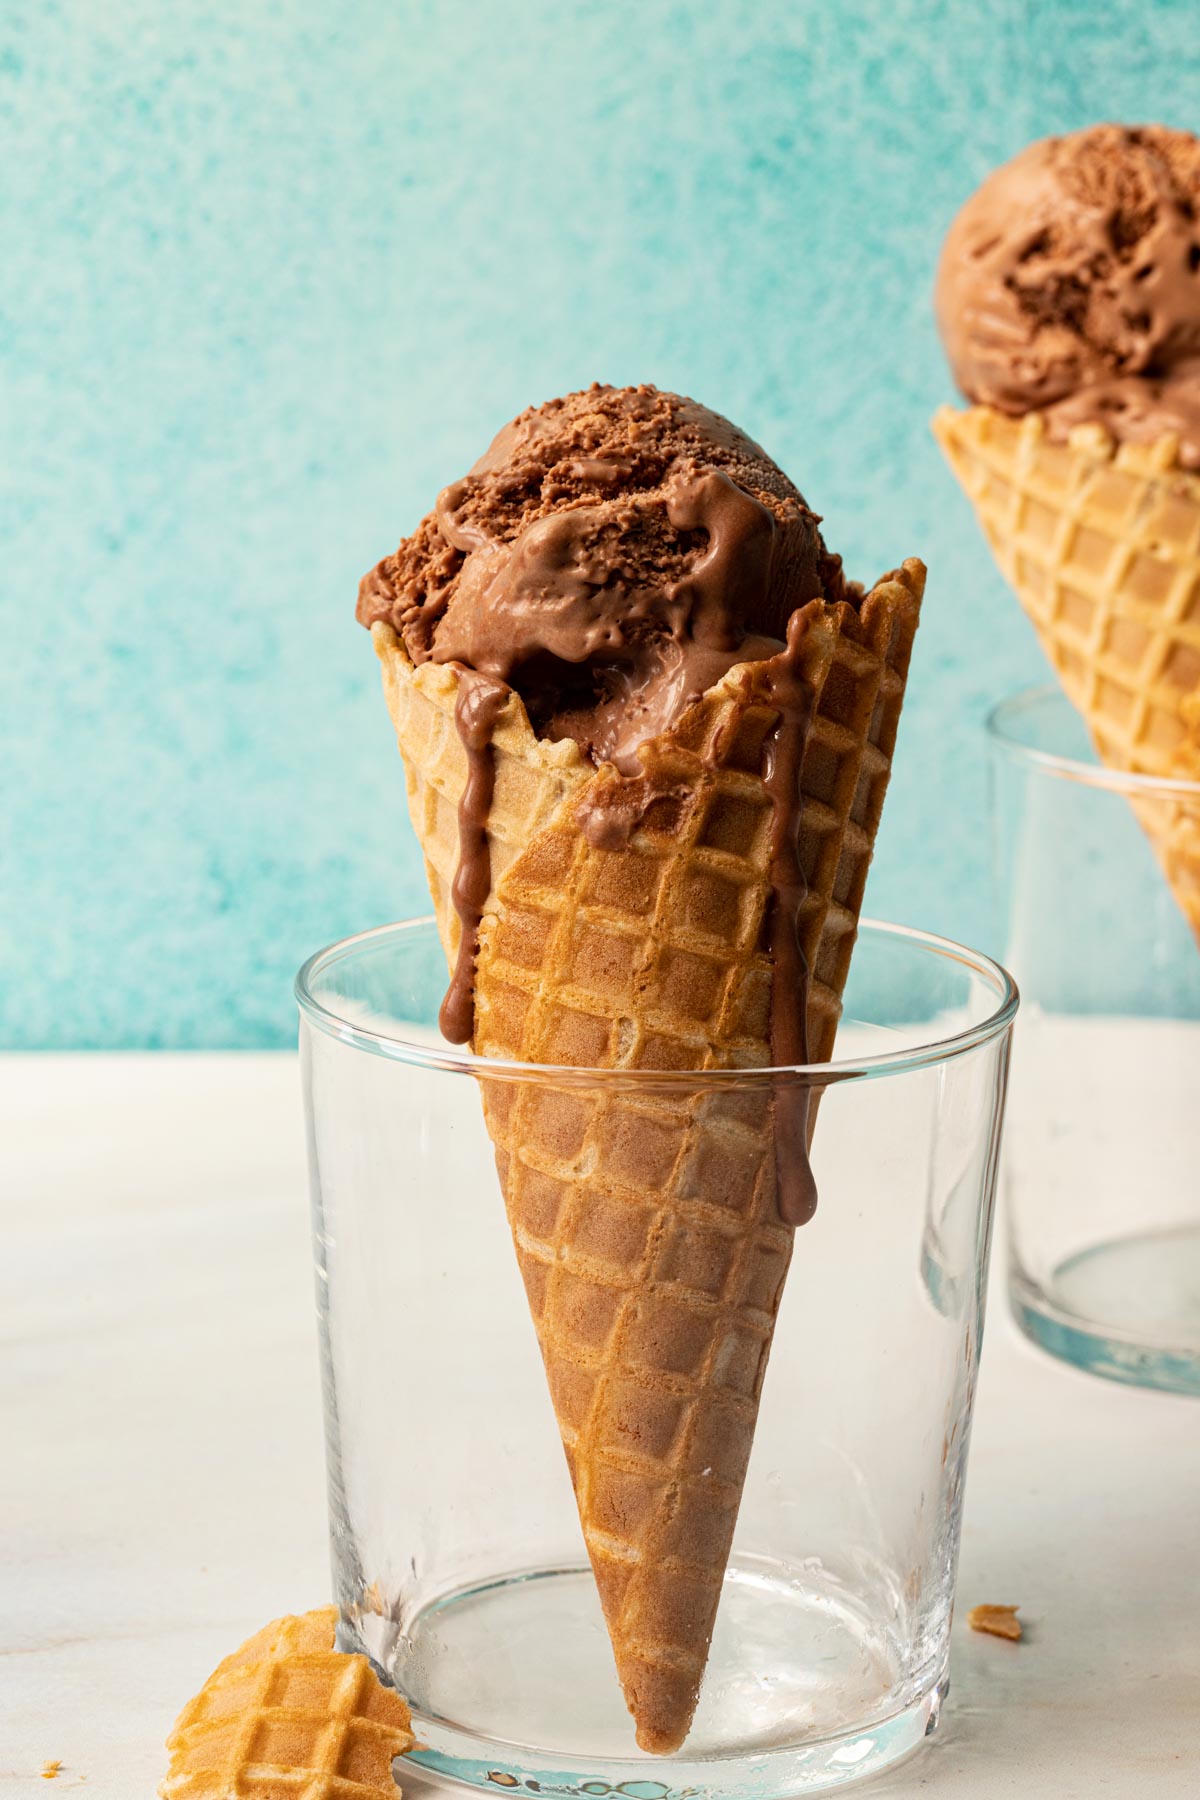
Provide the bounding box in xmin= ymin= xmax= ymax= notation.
xmin=158 ymin=1607 xmax=413 ymax=1799
xmin=967 ymin=1603 xmax=1023 ymax=1641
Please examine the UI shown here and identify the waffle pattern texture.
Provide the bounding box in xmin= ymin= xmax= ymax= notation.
xmin=374 ymin=558 xmax=923 ymax=1752
xmin=935 ymin=404 xmax=1200 ymax=934
xmin=160 ymin=1608 xmax=413 ymax=1799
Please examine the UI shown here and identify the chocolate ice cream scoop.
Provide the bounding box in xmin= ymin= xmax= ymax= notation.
xmin=936 ymin=124 xmax=1200 ymax=468
xmin=359 ymin=384 xmax=847 ymax=771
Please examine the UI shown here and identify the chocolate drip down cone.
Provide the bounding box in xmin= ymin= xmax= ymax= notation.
xmin=370 ymin=557 xmax=923 ymax=1751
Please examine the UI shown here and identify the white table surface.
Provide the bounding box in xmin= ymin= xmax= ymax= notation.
xmin=3 ymin=1053 xmax=1198 ymax=1798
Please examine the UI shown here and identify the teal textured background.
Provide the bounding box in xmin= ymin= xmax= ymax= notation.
xmin=3 ymin=0 xmax=1197 ymax=1047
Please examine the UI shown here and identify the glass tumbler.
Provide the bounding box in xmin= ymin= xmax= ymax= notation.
xmin=297 ymin=918 xmax=1016 ymax=1800
xmin=989 ymin=686 xmax=1200 ymax=1394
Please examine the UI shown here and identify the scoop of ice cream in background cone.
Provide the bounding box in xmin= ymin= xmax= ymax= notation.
xmin=359 ymin=384 xmax=924 ymax=1751
xmin=932 ymin=125 xmax=1200 ymax=937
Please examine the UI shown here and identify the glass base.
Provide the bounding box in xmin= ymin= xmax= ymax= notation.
xmin=348 ymin=1559 xmax=943 ymax=1799
xmin=1011 ymin=1223 xmax=1200 ymax=1395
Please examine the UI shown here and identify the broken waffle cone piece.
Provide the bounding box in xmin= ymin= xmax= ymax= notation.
xmin=967 ymin=1602 xmax=1022 ymax=1641
xmin=159 ymin=1607 xmax=413 ymax=1799
xmin=374 ymin=559 xmax=923 ymax=1754
xmin=934 ymin=404 xmax=1200 ymax=939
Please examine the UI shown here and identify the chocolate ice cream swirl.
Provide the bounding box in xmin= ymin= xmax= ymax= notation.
xmin=360 ymin=384 xmax=845 ymax=764
xmin=936 ymin=124 xmax=1200 ymax=468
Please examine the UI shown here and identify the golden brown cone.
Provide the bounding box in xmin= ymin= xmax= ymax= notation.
xmin=159 ymin=1607 xmax=413 ymax=1799
xmin=373 ymin=558 xmax=923 ymax=1751
xmin=934 ymin=403 xmax=1200 ymax=938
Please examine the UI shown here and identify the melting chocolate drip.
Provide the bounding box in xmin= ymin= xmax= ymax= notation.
xmin=439 ymin=670 xmax=510 ymax=1045
xmin=413 ymin=464 xmax=818 ymax=773
xmin=761 ymin=615 xmax=820 ymax=1228
xmin=575 ymin=770 xmax=691 ymax=851
xmin=664 ymin=469 xmax=782 ymax=645
xmin=578 ymin=616 xmax=823 ymax=1230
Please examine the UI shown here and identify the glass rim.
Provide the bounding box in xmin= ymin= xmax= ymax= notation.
xmin=986 ymin=684 xmax=1200 ymax=800
xmin=295 ymin=916 xmax=1018 ymax=1088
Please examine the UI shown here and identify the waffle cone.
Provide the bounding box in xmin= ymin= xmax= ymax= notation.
xmin=373 ymin=558 xmax=923 ymax=1752
xmin=160 ymin=1607 xmax=414 ymax=1799
xmin=934 ymin=403 xmax=1200 ymax=936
